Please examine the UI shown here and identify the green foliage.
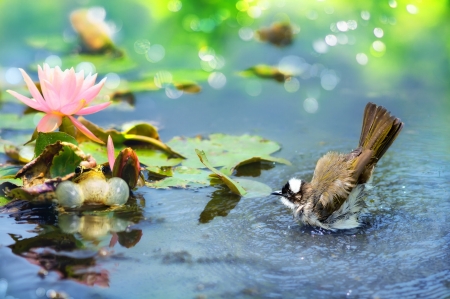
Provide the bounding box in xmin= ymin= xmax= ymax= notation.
xmin=35 ymin=132 xmax=78 ymax=157
xmin=167 ymin=134 xmax=291 ymax=169
xmin=50 ymin=145 xmax=82 ymax=178
xmin=196 ymin=149 xmax=246 ymax=196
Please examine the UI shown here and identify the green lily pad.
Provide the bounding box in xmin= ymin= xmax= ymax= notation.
xmin=146 ymin=166 xmax=211 ymax=189
xmin=4 ymin=144 xmax=35 ymax=163
xmin=167 ymin=134 xmax=290 ymax=169
xmin=0 ymin=113 xmax=39 ymax=130
xmin=233 ymin=178 xmax=272 ymax=199
xmin=32 ymin=53 xmax=136 ymax=75
xmin=35 ymin=132 xmax=78 ymax=157
xmin=196 ymin=149 xmax=246 ymax=196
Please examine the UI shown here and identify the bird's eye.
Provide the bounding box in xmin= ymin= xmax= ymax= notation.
xmin=75 ymin=166 xmax=83 ymax=174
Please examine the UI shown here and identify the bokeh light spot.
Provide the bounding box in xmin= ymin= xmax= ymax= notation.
xmin=374 ymin=28 xmax=384 ymax=38
xmin=361 ymin=11 xmax=370 ymax=21
xmin=76 ymin=62 xmax=96 ymax=74
xmin=336 ymin=21 xmax=348 ymax=32
xmin=306 ymin=10 xmax=318 ymax=20
xmin=239 ymin=27 xmax=254 ymax=41
xmin=278 ymin=55 xmax=309 ymax=76
xmin=165 ymin=85 xmax=183 ymax=99
xmin=167 ymin=0 xmax=182 ymax=12
xmin=284 ymin=78 xmax=300 ymax=93
xmin=236 ymin=1 xmax=249 ymax=12
xmin=356 ymin=53 xmax=368 ymax=65
xmin=303 ymin=98 xmax=318 ymax=113
xmin=248 ymin=6 xmax=262 ymax=18
xmin=406 ymin=4 xmax=418 ymax=14
xmin=199 ymin=46 xmax=215 ymax=62
xmin=389 ymin=0 xmax=397 ymax=8
xmin=208 ymin=72 xmax=226 ymax=89
xmin=44 ymin=55 xmax=62 ymax=67
xmin=371 ymin=40 xmax=386 ymax=57
xmin=320 ymin=70 xmax=339 ymax=90
xmin=313 ymin=39 xmax=328 ymax=54
xmin=154 ymin=71 xmax=173 ymax=88
xmin=5 ymin=68 xmax=22 ymax=85
xmin=104 ymin=72 xmax=120 ymax=89
xmin=134 ymin=39 xmax=150 ymax=54
xmin=146 ymin=44 xmax=165 ymax=63
xmin=325 ymin=34 xmax=337 ymax=46
xmin=245 ymin=79 xmax=262 ymax=97
xmin=337 ymin=34 xmax=348 ymax=45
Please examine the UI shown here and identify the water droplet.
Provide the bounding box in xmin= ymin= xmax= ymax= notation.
xmin=374 ymin=28 xmax=384 ymax=38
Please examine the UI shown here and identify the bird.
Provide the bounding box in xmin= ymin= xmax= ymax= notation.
xmin=272 ymin=102 xmax=404 ymax=230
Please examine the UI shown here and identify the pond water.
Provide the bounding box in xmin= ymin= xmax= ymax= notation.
xmin=0 ymin=1 xmax=449 ymax=298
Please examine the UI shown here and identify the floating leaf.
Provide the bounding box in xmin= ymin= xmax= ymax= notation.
xmin=70 ymin=8 xmax=121 ymax=55
xmin=26 ymin=35 xmax=72 ymax=52
xmin=233 ymin=178 xmax=272 ymax=199
xmin=146 ymin=166 xmax=174 ymax=179
xmin=256 ymin=23 xmax=294 ymax=47
xmin=146 ymin=167 xmax=211 ymax=189
xmin=4 ymin=145 xmax=35 ymax=163
xmin=167 ymin=134 xmax=290 ymax=169
xmin=239 ymin=64 xmax=291 ymax=82
xmin=196 ymin=149 xmax=246 ymax=196
xmin=35 ymin=132 xmax=78 ymax=157
xmin=0 ymin=113 xmax=39 ymax=130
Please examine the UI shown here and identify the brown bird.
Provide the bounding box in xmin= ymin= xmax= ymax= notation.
xmin=272 ymin=102 xmax=404 ymax=230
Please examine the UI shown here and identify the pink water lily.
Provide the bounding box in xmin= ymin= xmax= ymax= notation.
xmin=7 ymin=64 xmax=110 ymax=144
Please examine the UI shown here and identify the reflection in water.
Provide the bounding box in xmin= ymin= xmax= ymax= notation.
xmin=8 ymin=231 xmax=109 ymax=287
xmin=199 ymin=187 xmax=241 ymax=223
xmin=234 ymin=161 xmax=274 ymax=177
xmin=2 ymin=198 xmax=144 ymax=287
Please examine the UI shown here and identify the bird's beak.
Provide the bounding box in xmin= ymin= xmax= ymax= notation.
xmin=271 ymin=190 xmax=283 ymax=196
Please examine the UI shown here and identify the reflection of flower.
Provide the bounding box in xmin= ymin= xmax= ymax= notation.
xmin=7 ymin=64 xmax=110 ymax=143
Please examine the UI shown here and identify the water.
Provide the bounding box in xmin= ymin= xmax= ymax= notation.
xmin=1 ymin=1 xmax=450 ymax=298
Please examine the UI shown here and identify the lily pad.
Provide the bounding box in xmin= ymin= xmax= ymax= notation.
xmin=167 ymin=134 xmax=290 ymax=169
xmin=239 ymin=64 xmax=291 ymax=82
xmin=196 ymin=149 xmax=246 ymax=196
xmin=4 ymin=145 xmax=35 ymax=163
xmin=0 ymin=113 xmax=39 ymax=130
xmin=145 ymin=166 xmax=211 ymax=189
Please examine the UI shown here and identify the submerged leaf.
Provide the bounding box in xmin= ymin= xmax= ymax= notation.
xmin=196 ymin=149 xmax=246 ymax=196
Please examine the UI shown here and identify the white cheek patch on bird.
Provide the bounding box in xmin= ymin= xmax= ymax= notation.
xmin=288 ymin=178 xmax=302 ymax=193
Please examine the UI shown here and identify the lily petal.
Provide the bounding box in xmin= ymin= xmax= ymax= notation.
xmin=59 ymin=68 xmax=77 ymax=107
xmin=6 ymin=90 xmax=47 ymax=112
xmin=60 ymin=99 xmax=87 ymax=115
xmin=68 ymin=115 xmax=104 ymax=144
xmin=18 ymin=68 xmax=50 ymax=111
xmin=76 ymin=102 xmax=111 ymax=115
xmin=36 ymin=113 xmax=63 ymax=132
xmin=77 ymin=77 xmax=106 ymax=103
xmin=107 ymin=135 xmax=115 ymax=170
